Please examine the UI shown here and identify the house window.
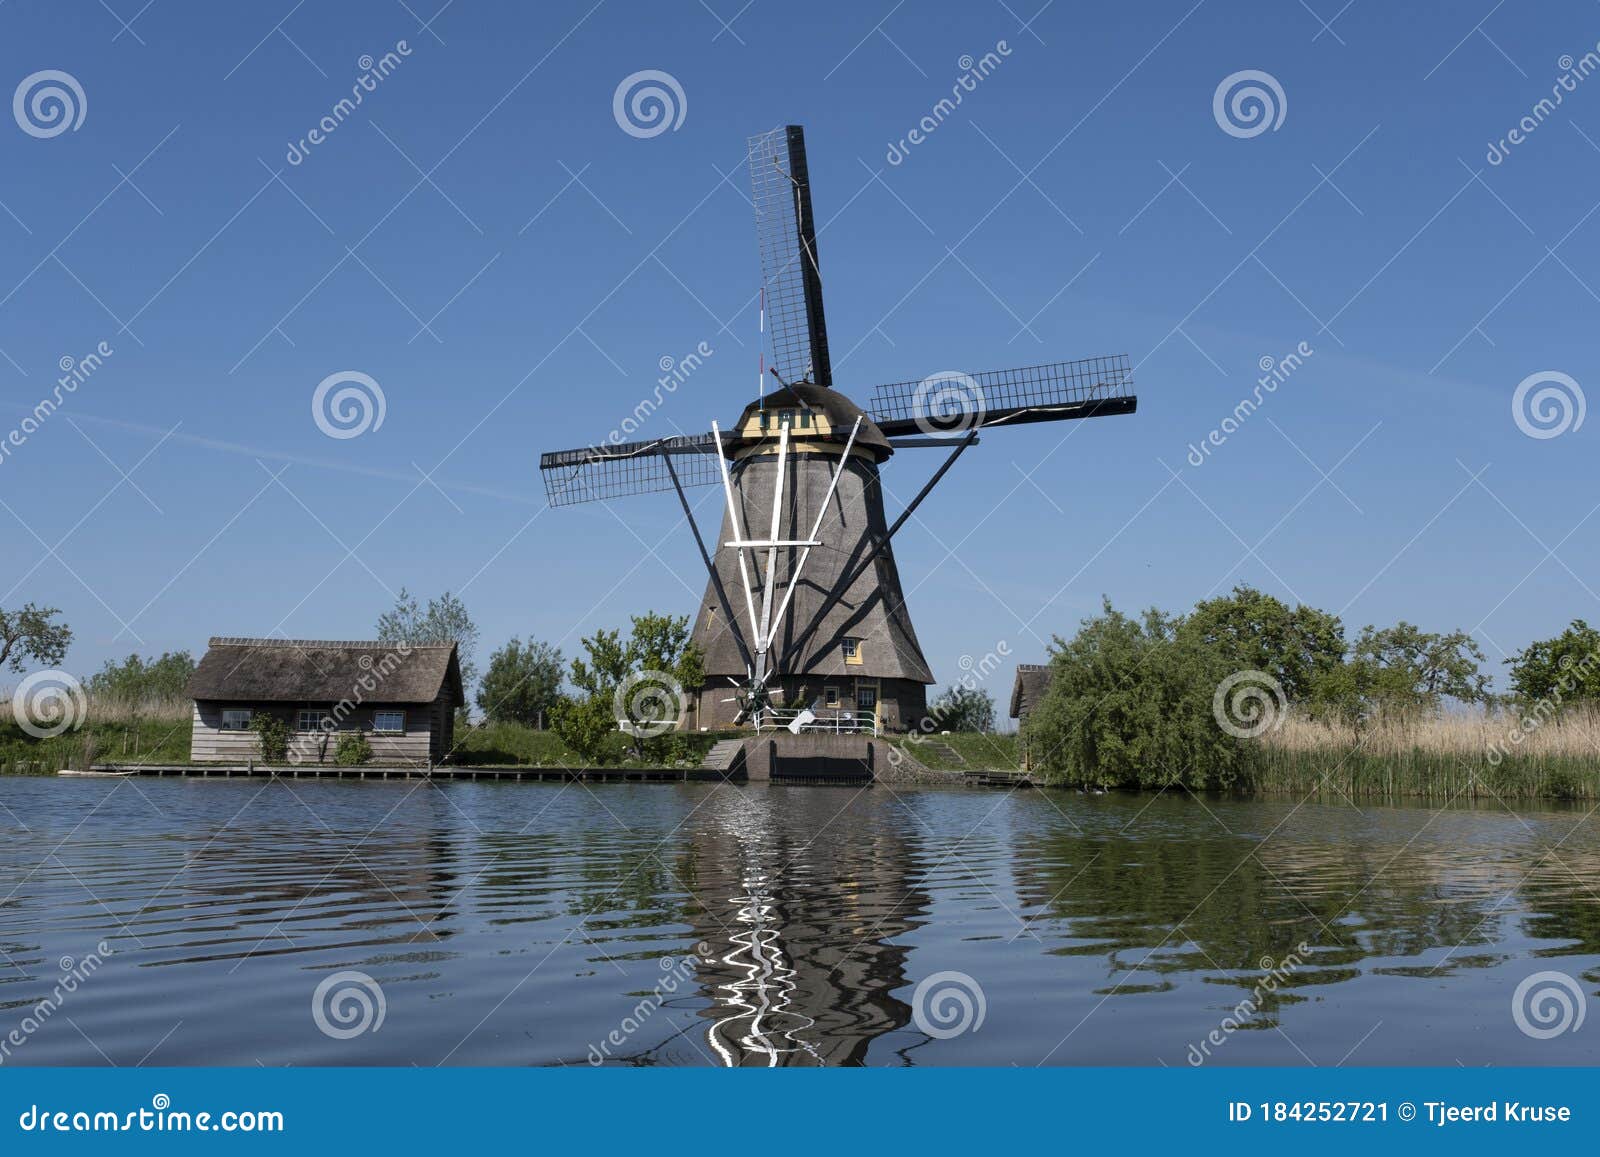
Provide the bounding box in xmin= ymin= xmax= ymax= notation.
xmin=373 ymin=710 xmax=405 ymax=734
xmin=296 ymin=709 xmax=330 ymax=733
xmin=220 ymin=708 xmax=252 ymax=731
xmin=823 ymin=685 xmax=840 ymax=708
xmin=842 ymin=638 xmax=862 ymax=665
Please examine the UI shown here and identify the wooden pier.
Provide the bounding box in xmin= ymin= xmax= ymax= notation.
xmin=960 ymin=768 xmax=1039 ymax=788
xmin=80 ymin=763 xmax=735 ymax=783
xmin=70 ymin=758 xmax=1037 ymax=788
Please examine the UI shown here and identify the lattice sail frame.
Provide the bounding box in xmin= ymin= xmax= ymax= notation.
xmin=537 ymin=356 xmax=1138 ymax=506
xmin=539 ymin=434 xmax=719 ymax=507
xmin=868 ymin=354 xmax=1135 ymax=432
xmin=750 ymin=126 xmax=830 ymax=388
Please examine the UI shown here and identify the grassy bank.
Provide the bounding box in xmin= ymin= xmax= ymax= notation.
xmin=452 ymin=721 xmax=733 ymax=767
xmin=892 ymin=731 xmax=1020 ymax=771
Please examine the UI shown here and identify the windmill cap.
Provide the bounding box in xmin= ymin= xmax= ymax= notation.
xmin=723 ymin=382 xmax=893 ymax=459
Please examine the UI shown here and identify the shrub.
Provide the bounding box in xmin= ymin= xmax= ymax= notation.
xmin=334 ymin=731 xmax=373 ymax=766
xmin=250 ymin=713 xmax=289 ymax=763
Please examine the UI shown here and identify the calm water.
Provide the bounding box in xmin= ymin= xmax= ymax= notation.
xmin=2 ymin=777 xmax=1598 ymax=1067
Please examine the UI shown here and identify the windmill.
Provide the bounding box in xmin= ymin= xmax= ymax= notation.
xmin=540 ymin=125 xmax=1137 ymax=735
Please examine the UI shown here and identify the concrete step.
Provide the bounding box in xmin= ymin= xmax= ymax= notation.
xmin=920 ymin=741 xmax=965 ymax=766
xmin=700 ymin=738 xmax=746 ymax=771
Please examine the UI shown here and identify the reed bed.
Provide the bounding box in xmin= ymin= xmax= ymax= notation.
xmin=1 ymin=691 xmax=193 ymax=772
xmin=1253 ymin=707 xmax=1600 ymax=800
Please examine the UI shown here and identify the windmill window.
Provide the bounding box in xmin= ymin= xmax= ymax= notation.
xmin=824 ymin=685 xmax=840 ymax=708
xmin=761 ymin=409 xmax=811 ymax=431
xmin=842 ymin=638 xmax=863 ymax=665
xmin=373 ymin=710 xmax=406 ymax=734
xmin=220 ymin=708 xmax=252 ymax=731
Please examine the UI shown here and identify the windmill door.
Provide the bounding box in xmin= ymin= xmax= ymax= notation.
xmin=854 ymin=681 xmax=879 ymax=735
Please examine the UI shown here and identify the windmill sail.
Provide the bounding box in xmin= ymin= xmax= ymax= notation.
xmin=750 ymin=126 xmax=831 ymax=388
xmin=867 ymin=354 xmax=1137 ymax=436
xmin=538 ymin=433 xmax=720 ymax=507
xmin=536 ymin=355 xmax=1137 ymax=506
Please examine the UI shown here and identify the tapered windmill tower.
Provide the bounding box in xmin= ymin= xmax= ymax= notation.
xmin=540 ymin=126 xmax=1137 ymax=736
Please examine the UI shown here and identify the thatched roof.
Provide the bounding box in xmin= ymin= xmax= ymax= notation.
xmin=188 ymin=638 xmax=463 ymax=706
xmin=1009 ymin=664 xmax=1052 ymax=720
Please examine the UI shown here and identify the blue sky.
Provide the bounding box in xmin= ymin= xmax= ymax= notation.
xmin=2 ymin=0 xmax=1598 ymax=702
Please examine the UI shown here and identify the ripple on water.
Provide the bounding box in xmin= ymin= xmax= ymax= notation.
xmin=1 ymin=779 xmax=1598 ymax=1066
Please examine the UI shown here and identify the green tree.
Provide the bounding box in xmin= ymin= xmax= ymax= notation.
xmin=0 ymin=603 xmax=72 ymax=672
xmin=1181 ymin=585 xmax=1345 ymax=703
xmin=552 ymin=613 xmax=703 ymax=763
xmin=1024 ymin=599 xmax=1246 ymax=789
xmin=552 ymin=627 xmax=629 ymax=761
xmin=377 ymin=588 xmax=480 ymax=687
xmin=929 ymin=685 xmax=996 ymax=732
xmin=1350 ymin=622 xmax=1490 ymax=710
xmin=628 ymin=611 xmax=704 ymax=689
xmin=1506 ymin=619 xmax=1600 ymax=705
xmin=87 ymin=651 xmax=196 ymax=703
xmin=476 ymin=638 xmax=566 ymax=727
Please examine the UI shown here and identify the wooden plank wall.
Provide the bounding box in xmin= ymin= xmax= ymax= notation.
xmin=191 ymin=701 xmax=436 ymax=765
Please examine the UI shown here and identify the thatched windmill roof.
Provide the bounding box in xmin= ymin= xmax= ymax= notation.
xmin=187 ymin=638 xmax=463 ymax=706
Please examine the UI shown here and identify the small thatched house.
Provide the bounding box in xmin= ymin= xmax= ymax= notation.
xmin=1010 ymin=664 xmax=1053 ymax=770
xmin=187 ymin=637 xmax=464 ymax=765
xmin=1009 ymin=664 xmax=1053 ymax=726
